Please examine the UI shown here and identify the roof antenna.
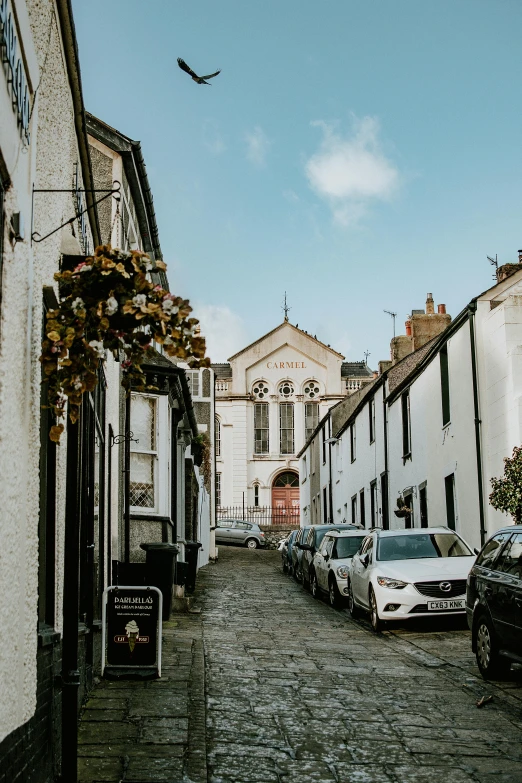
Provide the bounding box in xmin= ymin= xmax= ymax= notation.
xmin=384 ymin=310 xmax=397 ymax=339
xmin=363 ymin=350 xmax=371 ymax=365
xmin=282 ymin=291 xmax=291 ymax=322
xmin=487 ymin=254 xmax=498 ymax=281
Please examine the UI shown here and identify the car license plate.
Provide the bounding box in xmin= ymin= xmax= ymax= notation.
xmin=427 ymin=599 xmax=465 ymax=611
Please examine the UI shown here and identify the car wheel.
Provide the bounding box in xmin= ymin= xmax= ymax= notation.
xmin=246 ymin=538 xmax=258 ymax=549
xmin=310 ymin=571 xmax=319 ymax=599
xmin=474 ymin=613 xmax=511 ymax=680
xmin=282 ymin=560 xmax=288 ymax=574
xmin=293 ymin=564 xmax=301 ymax=583
xmin=369 ymin=587 xmax=382 ymax=632
xmin=348 ymin=581 xmax=360 ymax=618
xmin=328 ymin=577 xmax=340 ymax=608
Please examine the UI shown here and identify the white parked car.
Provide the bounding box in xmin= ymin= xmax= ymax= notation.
xmin=348 ymin=527 xmax=476 ymax=631
xmin=310 ymin=530 xmax=367 ymax=607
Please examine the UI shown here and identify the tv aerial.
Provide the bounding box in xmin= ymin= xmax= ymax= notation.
xmin=487 ymin=254 xmax=498 ymax=281
xmin=384 ymin=310 xmax=397 ymax=339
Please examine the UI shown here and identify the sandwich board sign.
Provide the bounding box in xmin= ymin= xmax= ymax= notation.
xmin=102 ymin=585 xmax=162 ymax=678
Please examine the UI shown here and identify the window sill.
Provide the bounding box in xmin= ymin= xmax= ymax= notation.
xmin=38 ymin=624 xmax=61 ymax=648
xmin=442 ymin=421 xmax=451 ymax=430
xmin=402 ymin=452 xmax=412 ymax=465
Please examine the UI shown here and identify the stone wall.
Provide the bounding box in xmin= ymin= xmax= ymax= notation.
xmin=260 ymin=524 xmax=299 ymax=550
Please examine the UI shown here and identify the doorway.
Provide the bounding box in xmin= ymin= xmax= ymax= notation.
xmin=271 ymin=471 xmax=299 ymax=523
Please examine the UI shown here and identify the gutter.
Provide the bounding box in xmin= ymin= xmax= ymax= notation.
xmin=468 ymin=302 xmax=487 ymax=545
xmin=55 ymin=0 xmax=101 ymax=248
xmin=176 ymin=368 xmax=199 ymax=438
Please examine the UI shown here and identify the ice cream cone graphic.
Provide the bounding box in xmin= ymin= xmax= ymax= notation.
xmin=125 ymin=620 xmax=139 ymax=653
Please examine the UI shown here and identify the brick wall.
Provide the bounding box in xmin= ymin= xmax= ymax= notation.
xmin=0 ymin=641 xmax=62 ymax=783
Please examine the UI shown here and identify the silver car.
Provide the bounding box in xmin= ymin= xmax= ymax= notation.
xmin=215 ymin=519 xmax=266 ymax=549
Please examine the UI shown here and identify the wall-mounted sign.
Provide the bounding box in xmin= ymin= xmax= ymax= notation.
xmin=102 ymin=586 xmax=162 ymax=678
xmin=266 ymin=361 xmax=306 ymax=369
xmin=0 ymin=0 xmax=31 ymax=144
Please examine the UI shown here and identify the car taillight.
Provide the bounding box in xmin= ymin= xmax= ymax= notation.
xmin=260 ymin=532 xmax=265 ymax=536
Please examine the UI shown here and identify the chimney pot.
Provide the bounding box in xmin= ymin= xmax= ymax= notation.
xmin=405 ymin=319 xmax=412 ymax=336
xmin=438 ymin=304 xmax=446 ymax=314
xmin=426 ymin=293 xmax=435 ymax=314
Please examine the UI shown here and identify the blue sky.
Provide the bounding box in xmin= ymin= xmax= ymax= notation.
xmin=73 ymin=0 xmax=522 ymax=364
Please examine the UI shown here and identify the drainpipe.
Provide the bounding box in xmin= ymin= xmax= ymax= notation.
xmin=61 ymin=419 xmax=80 ymax=783
xmin=170 ymin=410 xmax=181 ymax=544
xmin=468 ymin=303 xmax=487 ymax=545
xmin=382 ymin=381 xmax=389 ymax=530
xmin=124 ymin=393 xmax=131 ymax=562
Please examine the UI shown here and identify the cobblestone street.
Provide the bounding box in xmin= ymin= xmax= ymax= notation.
xmin=200 ymin=547 xmax=522 ymax=783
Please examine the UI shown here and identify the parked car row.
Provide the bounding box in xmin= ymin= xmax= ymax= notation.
xmin=281 ymin=523 xmax=522 ymax=681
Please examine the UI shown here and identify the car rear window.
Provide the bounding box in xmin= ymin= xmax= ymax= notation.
xmin=377 ymin=533 xmax=473 ymax=561
xmin=335 ymin=536 xmax=366 ymax=558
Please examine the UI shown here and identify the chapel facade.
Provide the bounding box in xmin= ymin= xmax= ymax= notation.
xmin=212 ymin=320 xmax=374 ymax=523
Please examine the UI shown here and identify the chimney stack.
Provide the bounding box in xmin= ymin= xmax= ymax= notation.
xmin=438 ymin=304 xmax=446 ymax=314
xmin=426 ymin=293 xmax=435 ymax=314
xmin=405 ymin=318 xmax=412 ymax=336
xmin=518 ymin=249 xmax=522 ymax=264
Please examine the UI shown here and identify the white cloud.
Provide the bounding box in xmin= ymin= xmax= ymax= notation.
xmin=305 ymin=116 xmax=399 ymax=226
xmin=245 ymin=126 xmax=270 ymax=167
xmin=192 ymin=304 xmax=248 ymax=362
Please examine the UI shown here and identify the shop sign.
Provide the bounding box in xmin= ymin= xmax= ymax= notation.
xmin=102 ymin=586 xmax=162 ymax=677
xmin=0 ymin=0 xmax=31 ymax=144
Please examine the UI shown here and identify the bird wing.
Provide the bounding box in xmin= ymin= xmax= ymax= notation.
xmin=200 ymin=69 xmax=221 ymax=80
xmin=177 ymin=58 xmax=199 ymax=79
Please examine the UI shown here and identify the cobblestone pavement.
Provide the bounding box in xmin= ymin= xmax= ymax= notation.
xmin=199 ymin=546 xmax=522 ymax=783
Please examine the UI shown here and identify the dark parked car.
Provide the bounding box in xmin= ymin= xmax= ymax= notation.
xmin=300 ymin=524 xmax=358 ymax=589
xmin=467 ymin=525 xmax=522 ymax=678
xmin=291 ymin=527 xmax=311 ymax=582
xmin=215 ymin=519 xmax=266 ymax=549
xmin=282 ymin=530 xmax=298 ymax=574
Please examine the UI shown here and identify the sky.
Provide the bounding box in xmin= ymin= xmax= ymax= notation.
xmin=72 ymin=0 xmax=522 ymax=366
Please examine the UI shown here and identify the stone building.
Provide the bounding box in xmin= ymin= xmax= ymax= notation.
xmin=213 ymin=319 xmax=373 ymax=523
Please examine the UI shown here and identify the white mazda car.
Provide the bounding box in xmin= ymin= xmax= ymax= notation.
xmin=348 ymin=527 xmax=476 ymax=631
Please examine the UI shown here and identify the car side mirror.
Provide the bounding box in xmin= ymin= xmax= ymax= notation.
xmin=323 ymin=552 xmax=329 ymax=561
xmin=301 ymin=543 xmax=311 ymax=551
xmin=474 ymin=548 xmax=480 ymax=556
xmin=361 ymin=553 xmax=370 ymax=568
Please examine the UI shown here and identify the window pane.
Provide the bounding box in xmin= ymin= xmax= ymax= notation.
xmin=130 ymin=453 xmax=155 ymax=507
xmin=131 ymin=395 xmax=156 ymax=450
xmin=305 ymin=403 xmax=319 ymax=440
xmin=186 ymin=370 xmax=200 ymax=397
xmin=215 ymin=473 xmax=221 ymax=506
xmin=279 ymin=403 xmax=294 ymax=454
xmin=215 ymin=418 xmax=221 ymax=456
xmin=254 ymin=403 xmax=269 ymax=454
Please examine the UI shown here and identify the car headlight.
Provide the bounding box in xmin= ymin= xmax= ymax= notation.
xmin=376 ymin=576 xmax=408 ymax=589
xmin=336 ymin=565 xmax=349 ymax=579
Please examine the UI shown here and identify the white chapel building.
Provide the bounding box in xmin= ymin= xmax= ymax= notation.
xmin=212 ymin=319 xmax=374 ymax=521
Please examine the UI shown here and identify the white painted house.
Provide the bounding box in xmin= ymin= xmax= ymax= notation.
xmin=299 ymin=264 xmax=522 ymax=550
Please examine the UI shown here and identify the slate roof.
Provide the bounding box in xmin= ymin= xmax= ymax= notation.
xmin=386 ymin=337 xmax=438 ymax=396
xmin=212 ymin=363 xmax=232 ymax=379
xmin=341 ymin=362 xmax=374 ymax=378
xmin=332 ymin=379 xmax=379 ymax=438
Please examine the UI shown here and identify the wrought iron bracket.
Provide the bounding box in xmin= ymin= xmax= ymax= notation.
xmin=31 ymin=181 xmax=121 ymax=245
xmin=110 ymin=431 xmax=139 ymax=448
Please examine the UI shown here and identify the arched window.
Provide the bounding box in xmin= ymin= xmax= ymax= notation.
xmin=278 ymin=380 xmax=294 ymax=398
xmin=215 ymin=417 xmax=221 ymax=456
xmin=273 ymin=472 xmax=299 ymax=487
xmin=303 ymin=380 xmax=320 ymax=399
xmin=252 ymin=381 xmax=269 ymax=399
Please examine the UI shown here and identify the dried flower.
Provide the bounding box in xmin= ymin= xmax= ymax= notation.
xmin=89 ymin=340 xmax=105 ymax=358
xmin=132 ymin=294 xmax=147 ymax=308
xmin=72 ymin=297 xmax=85 ymax=314
xmin=106 ymin=296 xmax=118 ymax=315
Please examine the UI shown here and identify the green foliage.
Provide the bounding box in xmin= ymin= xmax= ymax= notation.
xmin=489 ymin=446 xmax=522 ymax=522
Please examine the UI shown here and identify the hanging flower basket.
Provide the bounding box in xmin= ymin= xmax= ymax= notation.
xmin=394 ymin=507 xmax=412 ymax=518
xmin=40 ymin=246 xmax=209 ymax=441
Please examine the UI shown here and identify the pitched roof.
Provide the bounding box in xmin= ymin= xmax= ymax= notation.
xmin=387 ymin=338 xmax=438 ymax=396
xmin=227 ymin=322 xmax=345 ymax=361
xmin=332 ymin=379 xmax=379 ymax=438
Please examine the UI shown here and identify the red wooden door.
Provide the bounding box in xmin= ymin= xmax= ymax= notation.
xmin=272 ymin=472 xmax=300 ymax=523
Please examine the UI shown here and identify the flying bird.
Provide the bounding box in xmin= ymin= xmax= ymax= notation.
xmin=177 ymin=58 xmax=221 ymax=85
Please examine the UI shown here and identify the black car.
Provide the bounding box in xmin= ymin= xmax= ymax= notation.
xmin=467 ymin=525 xmax=522 ymax=678
xmin=300 ymin=524 xmax=358 ymax=589
xmin=291 ymin=527 xmax=311 ymax=582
